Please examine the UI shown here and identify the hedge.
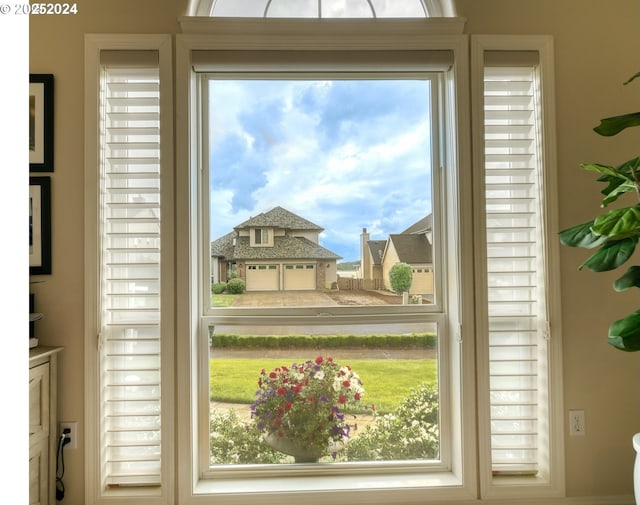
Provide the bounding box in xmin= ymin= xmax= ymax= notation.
xmin=210 ymin=333 xmax=436 ymax=349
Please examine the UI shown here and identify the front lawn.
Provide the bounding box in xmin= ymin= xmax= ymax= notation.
xmin=211 ymin=294 xmax=239 ymax=307
xmin=210 ymin=357 xmax=437 ymax=414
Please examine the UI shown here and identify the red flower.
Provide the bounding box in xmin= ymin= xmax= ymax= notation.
xmin=276 ymin=387 xmax=286 ymax=396
xmin=269 ymin=372 xmax=277 ymax=379
xmin=342 ymin=380 xmax=350 ymax=388
xmin=338 ymin=395 xmax=347 ymax=404
xmin=274 ymin=417 xmax=282 ymax=427
xmin=354 ymin=392 xmax=361 ymax=401
xmin=315 ymin=356 xmax=323 ymax=365
xmin=284 ymin=401 xmax=292 ymax=410
xmin=307 ymin=396 xmax=315 ymax=404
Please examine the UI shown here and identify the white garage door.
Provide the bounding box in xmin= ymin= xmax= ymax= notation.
xmin=283 ymin=263 xmax=316 ymax=290
xmin=246 ymin=264 xmax=279 ymax=291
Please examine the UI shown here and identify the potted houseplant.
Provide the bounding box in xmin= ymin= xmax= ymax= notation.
xmin=559 ymin=71 xmax=640 ymax=352
xmin=559 ymin=71 xmax=640 ymax=503
xmin=251 ymin=356 xmax=366 ymax=462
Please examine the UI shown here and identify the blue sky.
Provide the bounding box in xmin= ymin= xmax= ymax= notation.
xmin=209 ymin=79 xmax=433 ymax=262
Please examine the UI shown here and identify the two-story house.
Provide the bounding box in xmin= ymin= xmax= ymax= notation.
xmin=211 ymin=206 xmax=342 ymax=291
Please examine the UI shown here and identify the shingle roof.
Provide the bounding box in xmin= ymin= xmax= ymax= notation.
xmin=389 ymin=234 xmax=432 ymax=264
xmin=210 ymin=231 xmax=236 ymax=258
xmin=232 ymin=236 xmax=341 ymax=261
xmin=367 ymin=240 xmax=387 ymax=265
xmin=402 ymin=214 xmax=433 ymax=235
xmin=235 ymin=206 xmax=323 ymax=231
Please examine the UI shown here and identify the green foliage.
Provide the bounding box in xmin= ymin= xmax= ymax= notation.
xmin=212 ymin=282 xmax=227 ymax=294
xmin=226 ymin=277 xmax=246 ymax=294
xmin=343 ymin=384 xmax=439 ymax=461
xmin=211 ymin=332 xmax=437 ymax=349
xmin=209 ymin=385 xmax=439 ymax=464
xmin=559 ymin=72 xmax=640 ymax=351
xmin=389 ymin=262 xmax=413 ymax=293
xmin=209 ymin=408 xmax=283 ymax=464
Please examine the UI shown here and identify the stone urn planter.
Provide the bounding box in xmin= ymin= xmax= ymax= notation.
xmin=265 ymin=433 xmax=345 ymax=463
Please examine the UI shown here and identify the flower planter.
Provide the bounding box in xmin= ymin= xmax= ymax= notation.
xmin=265 ymin=433 xmax=345 ymax=463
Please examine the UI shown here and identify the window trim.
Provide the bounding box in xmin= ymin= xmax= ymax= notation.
xmin=176 ymin=21 xmax=477 ymax=504
xmin=470 ymin=35 xmax=565 ymax=500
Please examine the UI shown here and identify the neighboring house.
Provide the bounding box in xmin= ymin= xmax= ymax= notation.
xmin=360 ymin=214 xmax=434 ymax=297
xmin=211 ymin=206 xmax=342 ymax=291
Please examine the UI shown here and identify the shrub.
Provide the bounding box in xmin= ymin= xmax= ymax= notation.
xmin=342 ymin=383 xmax=439 ymax=461
xmin=389 ymin=262 xmax=413 ymax=293
xmin=210 ymin=408 xmax=284 ymax=464
xmin=212 ymin=282 xmax=227 ymax=294
xmin=226 ymin=278 xmax=246 ymax=294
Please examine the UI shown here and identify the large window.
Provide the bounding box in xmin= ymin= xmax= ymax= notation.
xmin=84 ymin=24 xmax=563 ymax=505
xmin=203 ymin=74 xmax=444 ymax=467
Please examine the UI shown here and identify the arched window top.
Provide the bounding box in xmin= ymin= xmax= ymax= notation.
xmin=190 ymin=0 xmax=457 ymax=18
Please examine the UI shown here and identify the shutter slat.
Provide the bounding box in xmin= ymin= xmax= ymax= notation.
xmin=484 ymin=64 xmax=546 ymax=477
xmin=100 ymin=63 xmax=162 ymax=488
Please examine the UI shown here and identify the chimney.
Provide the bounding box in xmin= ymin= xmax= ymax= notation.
xmin=360 ymin=228 xmax=370 ymax=279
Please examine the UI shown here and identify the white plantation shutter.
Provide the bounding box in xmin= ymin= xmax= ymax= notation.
xmin=483 ymin=59 xmax=549 ymax=476
xmin=99 ymin=55 xmax=162 ymax=487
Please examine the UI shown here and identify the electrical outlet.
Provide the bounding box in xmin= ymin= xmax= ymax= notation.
xmin=60 ymin=422 xmax=78 ymax=449
xmin=569 ymin=410 xmax=585 ymax=437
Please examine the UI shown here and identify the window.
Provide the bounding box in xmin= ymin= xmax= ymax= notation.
xmin=176 ymin=22 xmax=475 ymax=501
xmin=82 ymin=24 xmax=562 ymax=505
xmin=201 ymin=68 xmax=448 ymax=468
xmin=472 ymin=36 xmax=564 ymax=498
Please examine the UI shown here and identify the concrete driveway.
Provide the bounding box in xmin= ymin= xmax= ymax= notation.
xmin=231 ymin=289 xmax=401 ymax=307
xmin=231 ymin=290 xmax=339 ymax=307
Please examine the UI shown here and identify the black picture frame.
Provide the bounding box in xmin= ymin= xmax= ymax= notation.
xmin=29 ymin=177 xmax=52 ymax=275
xmin=29 ymin=74 xmax=54 ymax=172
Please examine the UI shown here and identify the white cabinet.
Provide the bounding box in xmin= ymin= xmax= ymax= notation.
xmin=29 ymin=347 xmax=62 ymax=505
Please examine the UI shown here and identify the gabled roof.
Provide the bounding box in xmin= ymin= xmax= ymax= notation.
xmin=233 ymin=236 xmax=341 ymax=261
xmin=388 ymin=234 xmax=432 ymax=264
xmin=211 ymin=231 xmax=236 ymax=258
xmin=367 ymin=240 xmax=387 ymax=265
xmin=402 ymin=214 xmax=432 ymax=235
xmin=235 ymin=206 xmax=323 ymax=232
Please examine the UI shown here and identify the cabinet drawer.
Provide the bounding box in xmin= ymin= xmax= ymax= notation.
xmin=29 ymin=362 xmax=50 ymax=437
xmin=29 ymin=437 xmax=49 ymax=505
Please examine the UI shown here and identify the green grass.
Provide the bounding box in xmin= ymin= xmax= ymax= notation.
xmin=211 ymin=294 xmax=239 ymax=307
xmin=210 ymin=357 xmax=437 ymax=414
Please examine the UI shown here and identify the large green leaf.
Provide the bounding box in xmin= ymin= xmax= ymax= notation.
xmin=593 ymin=112 xmax=640 ymax=136
xmin=559 ymin=220 xmax=605 ymax=248
xmin=608 ymin=310 xmax=640 ymax=351
xmin=592 ymin=206 xmax=640 ymax=237
xmin=580 ymin=236 xmax=639 ymax=272
xmin=614 ymin=266 xmax=640 ymax=292
xmin=593 ymin=157 xmax=640 ymax=206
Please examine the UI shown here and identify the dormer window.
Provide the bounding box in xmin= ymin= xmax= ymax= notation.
xmin=252 ymin=227 xmax=271 ymax=246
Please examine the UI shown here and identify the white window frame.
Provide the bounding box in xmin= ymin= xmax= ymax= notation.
xmin=84 ymin=34 xmax=175 ymax=504
xmin=471 ymin=35 xmax=565 ymax=500
xmin=176 ymin=19 xmax=478 ymax=504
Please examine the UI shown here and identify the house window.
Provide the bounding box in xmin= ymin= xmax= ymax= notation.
xmin=192 ymin=32 xmax=460 ymax=491
xmin=253 ymin=227 xmax=270 ymax=245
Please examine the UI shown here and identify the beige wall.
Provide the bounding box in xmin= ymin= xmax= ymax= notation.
xmin=29 ymin=1 xmax=640 ymax=503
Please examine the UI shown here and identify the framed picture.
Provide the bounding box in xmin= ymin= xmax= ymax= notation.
xmin=29 ymin=74 xmax=54 ymax=172
xmin=29 ymin=177 xmax=52 ymax=275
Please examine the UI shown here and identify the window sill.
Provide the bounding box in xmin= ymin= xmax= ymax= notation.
xmin=191 ymin=470 xmax=473 ymax=504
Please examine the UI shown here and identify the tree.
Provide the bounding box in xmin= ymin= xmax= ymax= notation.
xmin=389 ymin=263 xmax=413 ymax=293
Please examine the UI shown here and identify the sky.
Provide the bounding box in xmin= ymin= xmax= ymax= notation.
xmin=209 ymin=79 xmax=433 ymax=262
